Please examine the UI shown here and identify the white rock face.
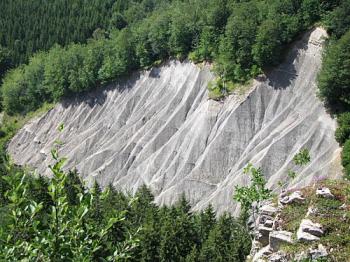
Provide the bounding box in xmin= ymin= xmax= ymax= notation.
xmin=8 ymin=28 xmax=342 ymax=215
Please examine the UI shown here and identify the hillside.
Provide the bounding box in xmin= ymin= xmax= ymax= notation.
xmin=249 ymin=180 xmax=350 ymax=261
xmin=8 ymin=27 xmax=342 ymax=215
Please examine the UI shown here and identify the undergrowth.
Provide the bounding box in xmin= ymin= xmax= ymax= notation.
xmin=279 ymin=180 xmax=350 ymax=261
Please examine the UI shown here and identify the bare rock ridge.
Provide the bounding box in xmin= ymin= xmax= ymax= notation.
xmin=8 ymin=27 xmax=342 ymax=215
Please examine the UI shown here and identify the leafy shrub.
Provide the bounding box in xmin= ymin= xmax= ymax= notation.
xmin=318 ymin=30 xmax=350 ymax=109
xmin=0 ymin=151 xmax=138 ymax=260
xmin=335 ymin=112 xmax=350 ymax=145
xmin=324 ymin=0 xmax=350 ymax=39
xmin=293 ymin=148 xmax=311 ymax=166
xmin=342 ymin=139 xmax=350 ymax=180
xmin=233 ymin=163 xmax=272 ymax=219
xmin=252 ymin=19 xmax=282 ymax=67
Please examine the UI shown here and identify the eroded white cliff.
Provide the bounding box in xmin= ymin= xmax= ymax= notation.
xmin=8 ymin=28 xmax=342 ymax=215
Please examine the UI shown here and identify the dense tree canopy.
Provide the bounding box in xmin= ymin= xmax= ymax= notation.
xmin=0 ymin=45 xmax=13 ymax=81
xmin=0 ymin=0 xmax=171 ymax=65
xmin=1 ymin=0 xmax=341 ymax=115
xmin=316 ymin=0 xmax=350 ymax=180
xmin=318 ymin=30 xmax=350 ymax=109
xmin=0 ymin=153 xmax=251 ymax=260
xmin=1 ymin=0 xmax=350 ymax=259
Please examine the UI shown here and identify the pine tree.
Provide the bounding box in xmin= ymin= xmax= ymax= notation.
xmin=198 ymin=204 xmax=216 ymax=243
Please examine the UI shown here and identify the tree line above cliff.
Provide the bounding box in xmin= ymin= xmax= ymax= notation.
xmin=0 ymin=0 xmax=342 ymax=115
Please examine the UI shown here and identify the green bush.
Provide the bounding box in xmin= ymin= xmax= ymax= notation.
xmin=293 ymin=148 xmax=311 ymax=166
xmin=233 ymin=163 xmax=272 ymax=219
xmin=252 ymin=19 xmax=282 ymax=67
xmin=318 ymin=30 xmax=350 ymax=109
xmin=0 ymin=45 xmax=13 ymax=80
xmin=342 ymin=139 xmax=350 ymax=179
xmin=335 ymin=112 xmax=350 ymax=145
xmin=324 ymin=0 xmax=350 ymax=39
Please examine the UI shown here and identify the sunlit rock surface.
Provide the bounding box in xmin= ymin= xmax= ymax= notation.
xmin=9 ymin=28 xmax=342 ymax=215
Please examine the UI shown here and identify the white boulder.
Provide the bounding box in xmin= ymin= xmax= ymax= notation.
xmin=260 ymin=204 xmax=278 ymax=216
xmin=280 ymin=191 xmax=305 ymax=205
xmin=316 ymin=187 xmax=334 ymax=199
xmin=269 ymin=230 xmax=294 ymax=251
xmin=297 ymin=219 xmax=323 ymax=242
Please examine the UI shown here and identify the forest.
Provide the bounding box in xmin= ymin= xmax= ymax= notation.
xmin=317 ymin=0 xmax=350 ymax=179
xmin=1 ymin=0 xmax=350 ymax=260
xmin=0 ymin=141 xmax=251 ymax=261
xmin=0 ymin=0 xmax=342 ymax=115
xmin=1 ymin=1 xmax=349 ymax=175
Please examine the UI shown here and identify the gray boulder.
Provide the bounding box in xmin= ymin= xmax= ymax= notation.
xmin=305 ymin=206 xmax=318 ymax=218
xmin=309 ymin=244 xmax=328 ymax=260
xmin=257 ymin=226 xmax=274 ymax=246
xmin=269 ymin=251 xmax=289 ymax=262
xmin=253 ymin=245 xmax=272 ymax=262
xmin=339 ymin=203 xmax=347 ymax=210
xmin=280 ymin=191 xmax=305 ymax=205
xmin=269 ymin=231 xmax=294 ymax=252
xmin=260 ymin=204 xmax=278 ymax=217
xmin=264 ymin=219 xmax=274 ymax=227
xmin=297 ymin=219 xmax=323 ymax=241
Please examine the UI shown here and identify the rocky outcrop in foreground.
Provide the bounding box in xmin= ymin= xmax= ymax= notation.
xmin=8 ymin=28 xmax=341 ymax=215
xmin=249 ymin=181 xmax=350 ymax=261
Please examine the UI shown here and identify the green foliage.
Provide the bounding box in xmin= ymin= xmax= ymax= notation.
xmin=190 ymin=26 xmax=217 ymax=63
xmin=1 ymin=0 xmax=343 ymax=115
xmin=0 ymin=123 xmax=251 ymax=261
xmin=287 ymin=169 xmax=297 ymax=179
xmin=0 ymin=45 xmax=13 ymax=81
xmin=324 ymin=0 xmax=350 ymax=39
xmin=0 ymin=153 xmax=138 ymax=260
xmin=233 ymin=163 xmax=272 ymax=217
xmin=252 ymin=19 xmax=283 ymax=67
xmin=317 ymin=1 xmax=350 ymax=179
xmin=293 ymin=148 xmax=311 ymax=166
xmin=198 ymin=214 xmax=251 ymax=262
xmin=342 ymin=139 xmax=350 ymax=180
xmin=318 ymin=30 xmax=350 ymax=109
xmin=301 ymin=0 xmax=322 ymax=26
xmin=335 ymin=112 xmax=350 ymax=145
xmin=98 ymin=29 xmax=136 ymax=83
xmin=215 ymin=3 xmax=259 ymax=83
xmin=0 ymin=170 xmax=251 ymax=261
xmin=0 ymin=0 xmax=117 ymax=65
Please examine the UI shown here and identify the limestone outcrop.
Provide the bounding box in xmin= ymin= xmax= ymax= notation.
xmin=8 ymin=27 xmax=342 ymax=215
xmin=249 ymin=185 xmax=341 ymax=261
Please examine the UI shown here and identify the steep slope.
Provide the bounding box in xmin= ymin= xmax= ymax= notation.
xmin=8 ymin=28 xmax=342 ymax=215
